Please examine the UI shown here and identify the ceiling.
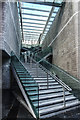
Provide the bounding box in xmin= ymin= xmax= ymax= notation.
xmin=17 ymin=0 xmax=64 ymax=47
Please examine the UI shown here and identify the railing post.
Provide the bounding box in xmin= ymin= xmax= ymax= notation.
xmin=36 ymin=63 xmax=38 ymax=77
xmin=26 ymin=51 xmax=28 ymax=63
xmin=30 ymin=54 xmax=32 ymax=68
xmin=47 ymin=72 xmax=48 ymax=89
xmin=63 ymin=87 xmax=66 ymax=108
xmin=38 ymin=86 xmax=39 ymax=119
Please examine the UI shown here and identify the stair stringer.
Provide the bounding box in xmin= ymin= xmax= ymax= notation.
xmin=11 ymin=65 xmax=37 ymax=119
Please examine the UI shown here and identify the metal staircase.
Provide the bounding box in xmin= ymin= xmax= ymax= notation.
xmin=24 ymin=62 xmax=80 ymax=119
xmin=11 ymin=52 xmax=80 ymax=119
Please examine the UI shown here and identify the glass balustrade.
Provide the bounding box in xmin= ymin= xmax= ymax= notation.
xmin=33 ymin=53 xmax=80 ymax=100
xmin=11 ymin=52 xmax=39 ymax=118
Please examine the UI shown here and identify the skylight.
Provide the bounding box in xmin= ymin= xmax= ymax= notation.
xmin=17 ymin=1 xmax=64 ymax=47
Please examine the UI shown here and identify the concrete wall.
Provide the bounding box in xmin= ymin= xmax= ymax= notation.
xmin=78 ymin=2 xmax=80 ymax=79
xmin=2 ymin=58 xmax=11 ymax=89
xmin=42 ymin=2 xmax=80 ymax=79
xmin=1 ymin=2 xmax=21 ymax=56
xmin=0 ymin=2 xmax=21 ymax=89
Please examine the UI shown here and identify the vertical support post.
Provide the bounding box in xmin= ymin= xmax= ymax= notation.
xmin=47 ymin=72 xmax=48 ymax=89
xmin=30 ymin=53 xmax=32 ymax=68
xmin=28 ymin=51 xmax=30 ymax=63
xmin=26 ymin=51 xmax=28 ymax=63
xmin=36 ymin=55 xmax=38 ymax=77
xmin=38 ymin=86 xmax=39 ymax=119
xmin=24 ymin=52 xmax=27 ymax=63
xmin=63 ymin=87 xmax=66 ymax=108
xmin=36 ymin=63 xmax=38 ymax=77
xmin=26 ymin=52 xmax=28 ymax=63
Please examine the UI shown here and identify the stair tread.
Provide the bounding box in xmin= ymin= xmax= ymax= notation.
xmin=33 ymin=95 xmax=76 ymax=107
xmin=30 ymin=92 xmax=71 ymax=101
xmin=37 ymin=82 xmax=59 ymax=86
xmin=38 ymin=85 xmax=62 ymax=89
xmin=34 ymin=77 xmax=53 ymax=79
xmin=28 ymin=89 xmax=64 ymax=96
xmin=23 ymin=83 xmax=38 ymax=87
xmin=40 ymin=103 xmax=80 ymax=119
xmin=23 ymin=82 xmax=59 ymax=87
xmin=25 ymin=86 xmax=62 ymax=92
xmin=40 ymin=99 xmax=79 ymax=115
xmin=22 ymin=80 xmax=36 ymax=83
xmin=14 ymin=62 xmax=80 ymax=119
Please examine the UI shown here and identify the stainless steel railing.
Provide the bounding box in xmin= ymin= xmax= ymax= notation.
xmin=25 ymin=51 xmax=72 ymax=108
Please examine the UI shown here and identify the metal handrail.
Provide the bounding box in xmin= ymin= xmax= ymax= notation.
xmin=33 ymin=53 xmax=80 ymax=87
xmin=28 ymin=53 xmax=72 ymax=91
xmin=26 ymin=52 xmax=71 ymax=107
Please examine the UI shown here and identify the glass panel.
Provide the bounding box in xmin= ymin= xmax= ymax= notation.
xmin=21 ymin=2 xmax=52 ymax=11
xmin=18 ymin=1 xmax=63 ymax=46
xmin=54 ymin=0 xmax=64 ymax=3
xmin=54 ymin=7 xmax=60 ymax=12
xmin=33 ymin=51 xmax=80 ymax=100
xmin=23 ymin=23 xmax=45 ymax=27
xmin=22 ymin=9 xmax=50 ymax=16
xmin=23 ymin=28 xmax=43 ymax=32
xmin=22 ymin=19 xmax=46 ymax=24
xmin=23 ymin=27 xmax=43 ymax=31
xmin=23 ymin=30 xmax=42 ymax=33
xmin=22 ymin=14 xmax=48 ymax=20
xmin=11 ymin=52 xmax=39 ymax=118
xmin=52 ymin=13 xmax=57 ymax=17
xmin=36 ymin=0 xmax=54 ymax=2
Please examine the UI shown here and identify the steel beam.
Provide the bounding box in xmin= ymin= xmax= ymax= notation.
xmin=18 ymin=0 xmax=62 ymax=7
xmin=18 ymin=2 xmax=24 ymax=42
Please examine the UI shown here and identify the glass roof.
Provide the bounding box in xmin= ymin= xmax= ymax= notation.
xmin=17 ymin=1 xmax=64 ymax=47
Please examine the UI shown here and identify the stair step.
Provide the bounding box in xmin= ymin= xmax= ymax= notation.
xmin=25 ymin=87 xmax=38 ymax=91
xmin=29 ymin=71 xmax=46 ymax=73
xmin=34 ymin=77 xmax=53 ymax=80
xmin=25 ymin=86 xmax=62 ymax=92
xmin=37 ymin=82 xmax=59 ymax=86
xmin=35 ymin=79 xmax=55 ymax=83
xmin=18 ymin=75 xmax=31 ymax=78
xmin=18 ymin=73 xmax=29 ymax=75
xmin=31 ymin=91 xmax=71 ymax=101
xmin=28 ymin=90 xmax=66 ymax=96
xmin=39 ymin=85 xmax=62 ymax=90
xmin=21 ymin=80 xmax=36 ymax=83
xmin=13 ymin=62 xmax=80 ymax=119
xmin=23 ymin=83 xmax=38 ymax=87
xmin=30 ymin=75 xmax=49 ymax=77
xmin=21 ymin=80 xmax=55 ymax=84
xmin=15 ymin=68 xmax=25 ymax=71
xmin=40 ymin=100 xmax=80 ymax=117
xmin=28 ymin=88 xmax=64 ymax=96
xmin=23 ymin=82 xmax=59 ymax=87
xmin=34 ymin=95 xmax=76 ymax=108
xmin=20 ymin=77 xmax=33 ymax=80
xmin=16 ymin=71 xmax=26 ymax=73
